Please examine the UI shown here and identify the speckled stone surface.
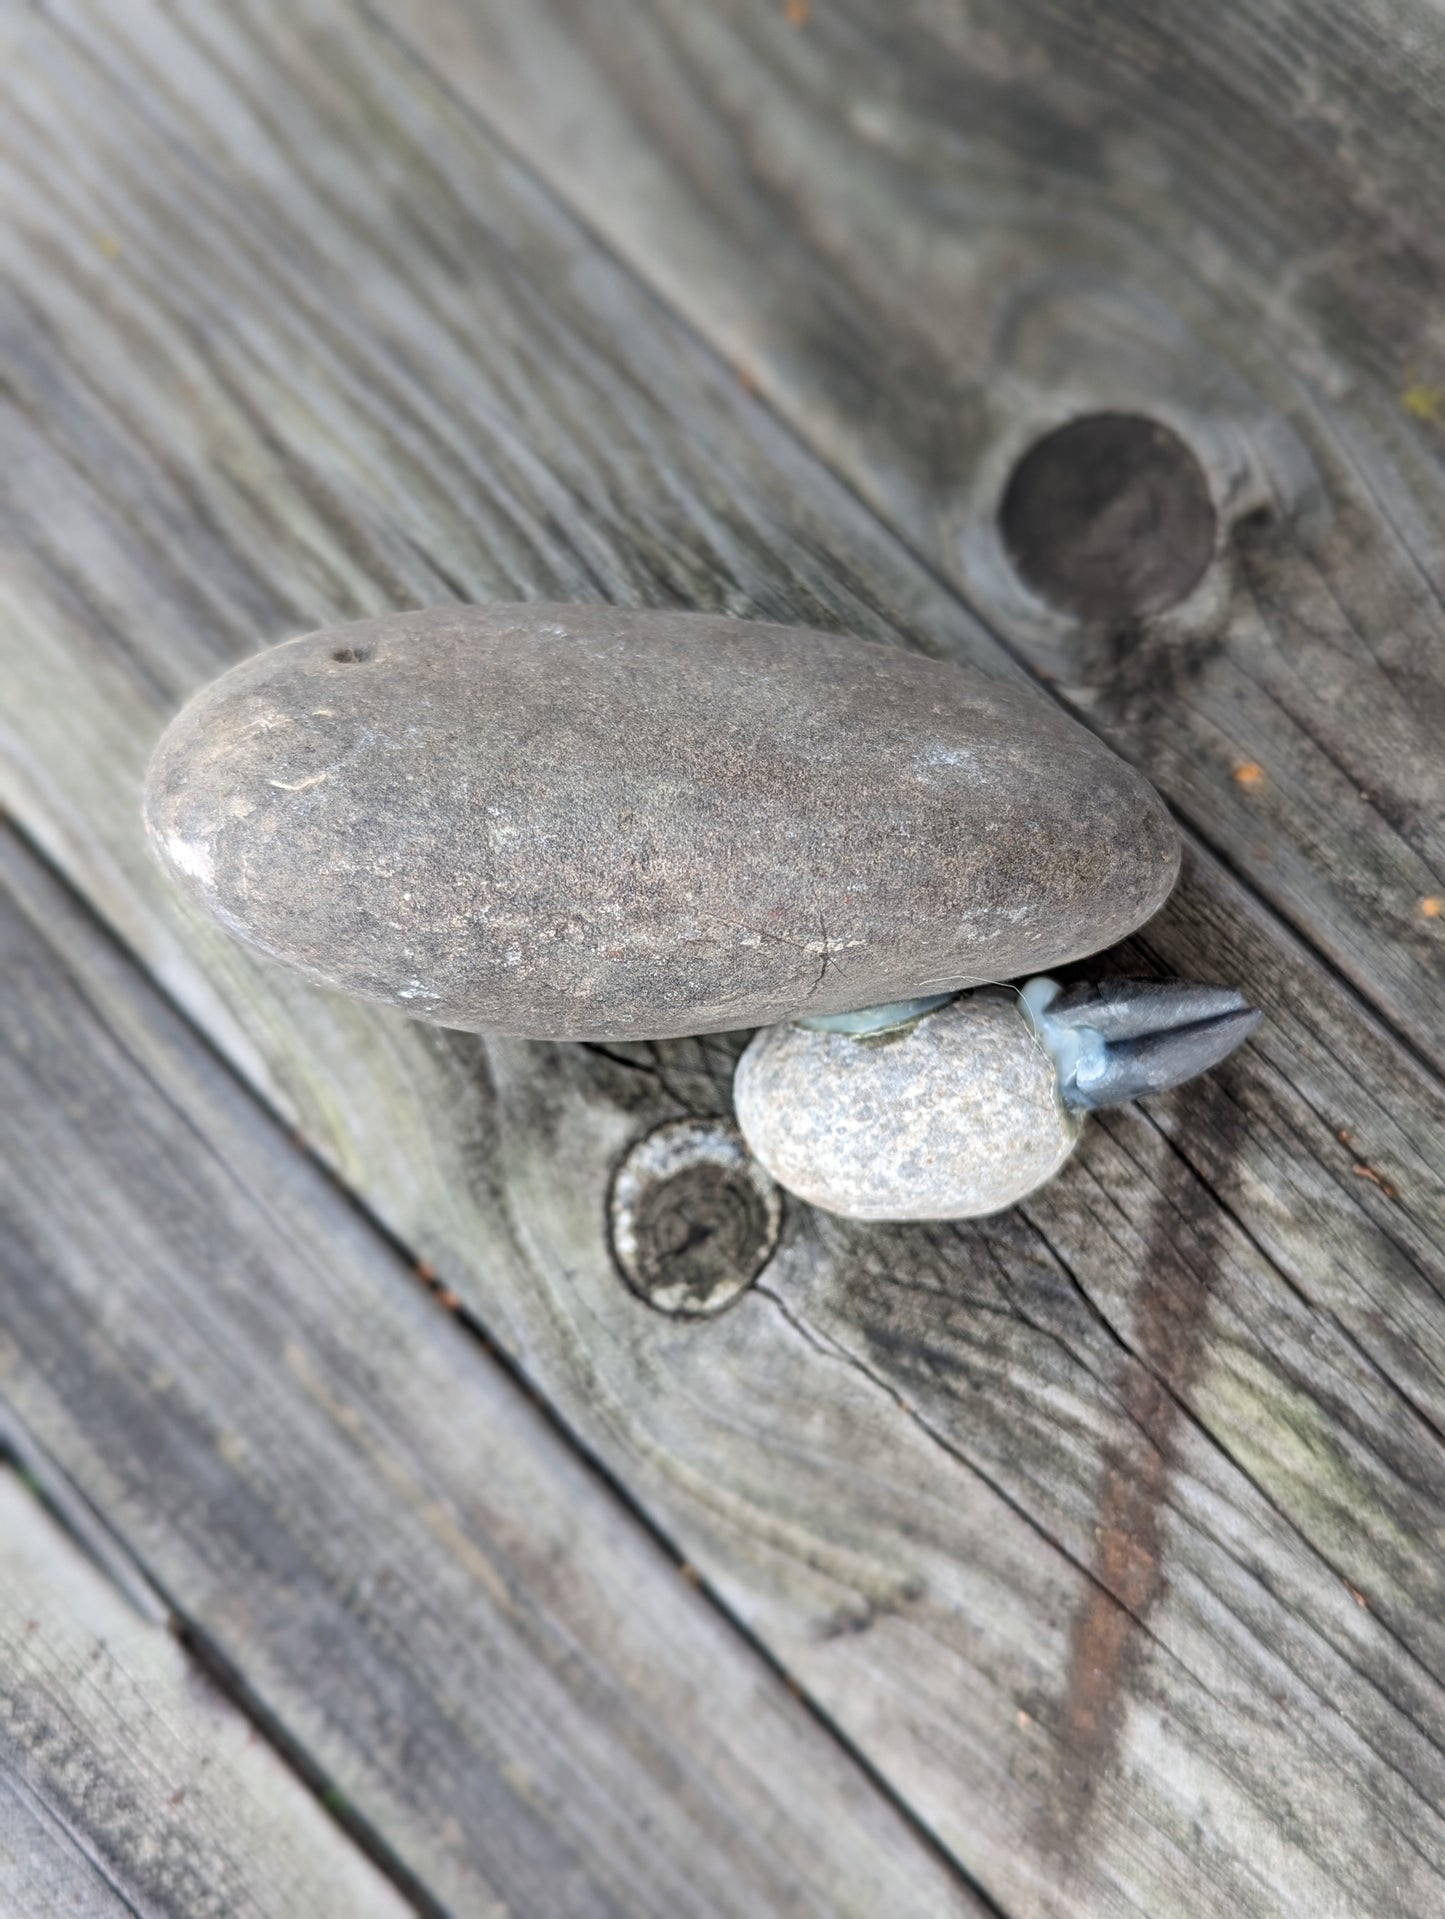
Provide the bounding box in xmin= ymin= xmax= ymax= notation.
xmin=143 ymin=604 xmax=1179 ymax=1040
xmin=734 ymin=992 xmax=1084 ymax=1220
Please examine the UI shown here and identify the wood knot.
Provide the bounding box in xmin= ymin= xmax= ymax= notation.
xmin=608 ymin=1120 xmax=782 ymax=1316
xmin=999 ymin=412 xmax=1216 ymax=622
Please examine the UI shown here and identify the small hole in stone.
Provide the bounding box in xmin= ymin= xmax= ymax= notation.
xmin=332 ymin=646 xmax=370 ymax=663
xmin=998 ymin=412 xmax=1216 ymax=622
xmin=1233 ymin=503 xmax=1274 ymax=546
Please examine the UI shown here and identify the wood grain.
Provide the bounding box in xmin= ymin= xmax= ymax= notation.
xmin=0 ymin=1467 xmax=410 ymax=1919
xmin=0 ymin=3 xmax=1443 ymax=1915
xmin=391 ymin=0 xmax=1445 ymax=1075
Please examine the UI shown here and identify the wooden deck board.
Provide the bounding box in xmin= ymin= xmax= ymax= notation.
xmin=0 ymin=2 xmax=1442 ymax=1915
xmin=0 ymin=1467 xmax=411 ymax=1919
xmin=0 ymin=825 xmax=981 ymax=1917
xmin=1 ymin=1766 xmax=140 ymax=1919
xmin=398 ymin=0 xmax=1445 ymax=1075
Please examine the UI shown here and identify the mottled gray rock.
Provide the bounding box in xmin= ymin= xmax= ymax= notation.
xmin=143 ymin=604 xmax=1179 ymax=1040
xmin=735 ymin=991 xmax=1083 ymax=1220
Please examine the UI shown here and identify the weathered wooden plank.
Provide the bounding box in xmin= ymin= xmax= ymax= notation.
xmin=1 ymin=1766 xmax=137 ymax=1919
xmin=391 ymin=0 xmax=1445 ymax=1075
xmin=0 ymin=4 xmax=1444 ymax=1916
xmin=0 ymin=1467 xmax=411 ymax=1919
xmin=494 ymin=927 xmax=1445 ymax=1919
xmin=0 ymin=829 xmax=983 ymax=1919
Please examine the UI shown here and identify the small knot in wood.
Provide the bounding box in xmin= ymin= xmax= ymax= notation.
xmin=608 ymin=1120 xmax=781 ymax=1316
xmin=999 ymin=412 xmax=1216 ymax=621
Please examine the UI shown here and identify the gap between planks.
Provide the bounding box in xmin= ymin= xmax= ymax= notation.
xmin=0 ymin=1461 xmax=417 ymax=1919
xmin=0 ymin=1398 xmax=456 ymax=1919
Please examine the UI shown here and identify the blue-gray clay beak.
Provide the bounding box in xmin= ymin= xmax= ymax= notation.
xmin=1043 ymin=978 xmax=1262 ymax=1110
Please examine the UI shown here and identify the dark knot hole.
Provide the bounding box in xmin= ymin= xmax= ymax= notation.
xmin=998 ymin=412 xmax=1216 ymax=623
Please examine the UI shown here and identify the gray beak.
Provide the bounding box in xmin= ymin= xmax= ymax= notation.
xmin=1046 ymin=978 xmax=1262 ymax=1110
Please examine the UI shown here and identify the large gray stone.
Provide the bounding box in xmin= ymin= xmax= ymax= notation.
xmin=142 ymin=604 xmax=1179 ymax=1040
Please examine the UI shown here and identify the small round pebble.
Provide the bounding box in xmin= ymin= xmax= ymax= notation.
xmin=734 ymin=991 xmax=1083 ymax=1221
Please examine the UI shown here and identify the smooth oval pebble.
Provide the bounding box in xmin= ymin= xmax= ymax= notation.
xmin=143 ymin=604 xmax=1180 ymax=1040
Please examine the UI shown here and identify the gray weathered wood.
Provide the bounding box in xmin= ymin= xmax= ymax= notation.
xmin=0 ymin=3 xmax=1443 ymax=1916
xmin=1 ymin=1766 xmax=137 ymax=1919
xmin=393 ymin=0 xmax=1445 ymax=1076
xmin=0 ymin=1467 xmax=411 ymax=1919
xmin=0 ymin=828 xmax=982 ymax=1919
